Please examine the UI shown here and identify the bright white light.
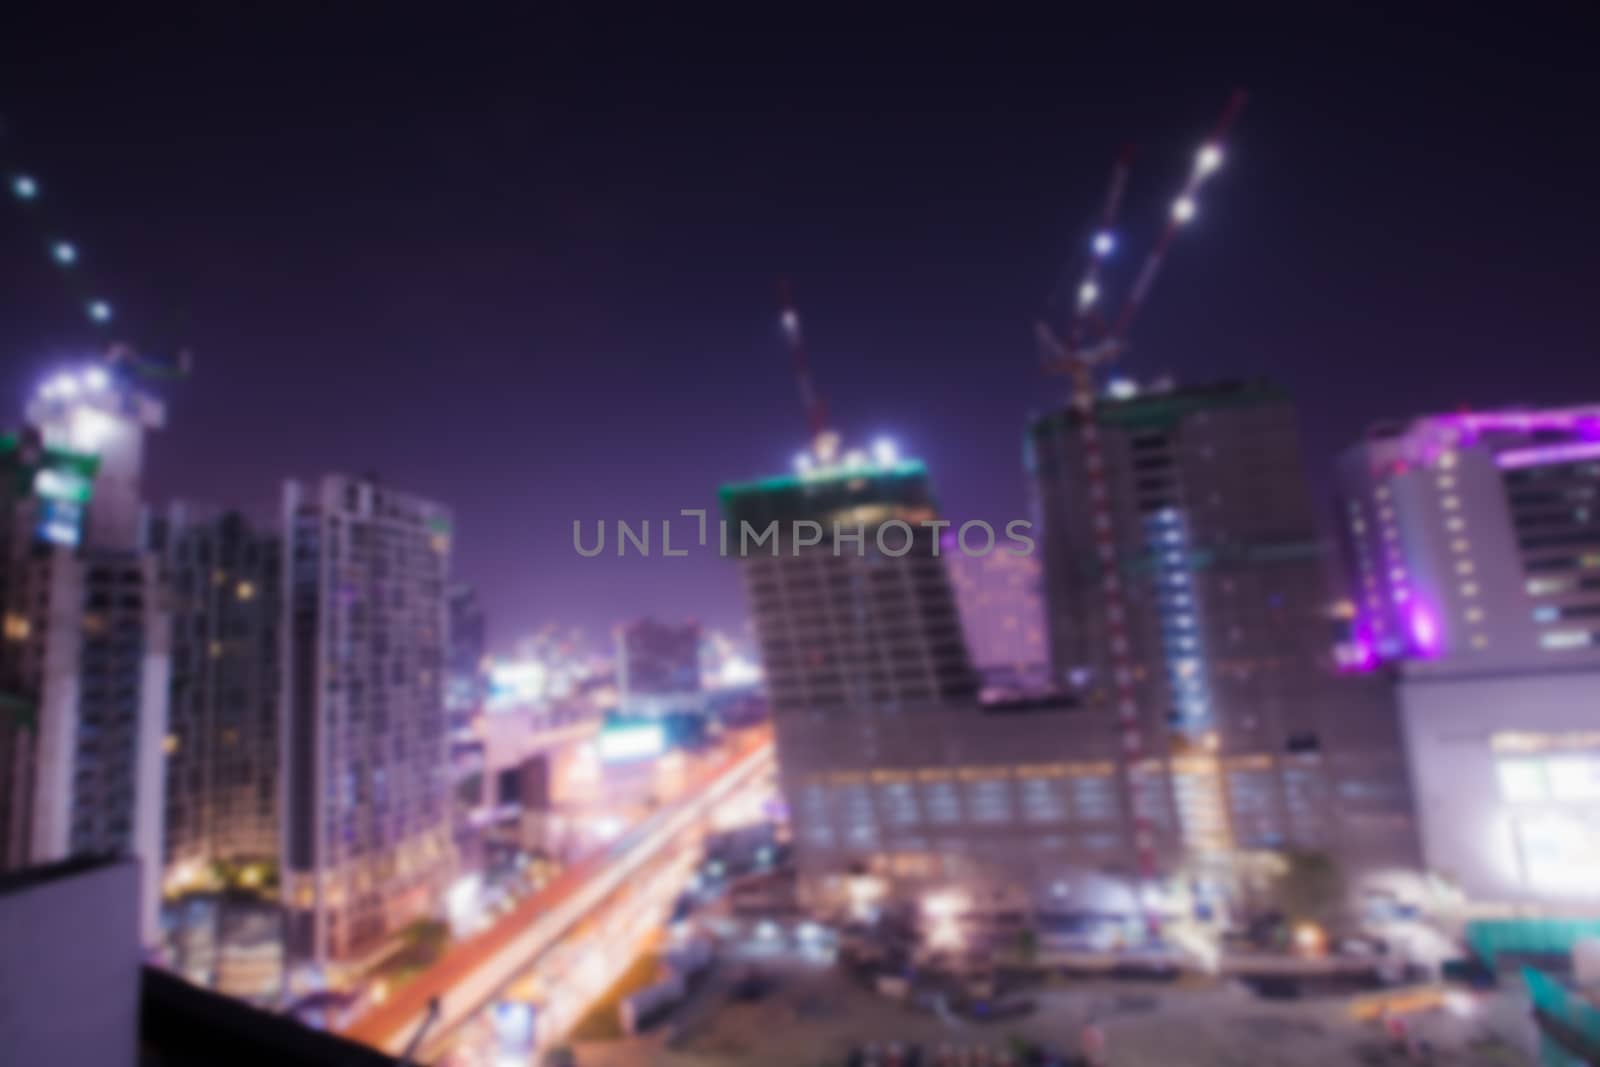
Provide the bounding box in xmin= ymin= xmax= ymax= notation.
xmin=1171 ymin=197 xmax=1197 ymax=223
xmin=83 ymin=366 xmax=110 ymax=391
xmin=591 ymin=815 xmax=624 ymax=841
xmin=780 ymin=309 xmax=800 ymax=334
xmin=12 ymin=175 xmax=38 ymax=200
xmin=1107 ymin=378 xmax=1138 ymax=400
xmin=52 ymin=373 xmax=80 ymax=398
xmin=1092 ymin=231 xmax=1115 ymax=256
xmin=843 ymin=449 xmax=868 ymax=469
xmin=87 ymin=300 xmax=113 ymax=323
xmin=69 ymin=408 xmax=115 ymax=452
xmin=756 ymin=920 xmax=779 ymax=941
xmin=1078 ymin=281 xmax=1099 ymax=307
xmin=1196 ymin=143 xmax=1224 ymax=175
xmin=871 ymin=437 xmax=898 ymax=466
xmin=922 ymin=889 xmax=966 ymax=921
xmin=52 ymin=241 xmax=77 ymax=266
xmin=793 ymin=451 xmax=813 ymax=475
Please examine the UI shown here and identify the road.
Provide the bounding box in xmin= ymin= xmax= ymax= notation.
xmin=342 ymin=730 xmax=775 ymax=1056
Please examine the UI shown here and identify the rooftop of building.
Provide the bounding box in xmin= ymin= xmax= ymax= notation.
xmin=718 ymin=456 xmax=935 ymax=527
xmin=1028 ymin=377 xmax=1291 ymax=437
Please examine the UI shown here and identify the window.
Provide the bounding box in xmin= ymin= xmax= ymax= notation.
xmin=1497 ymin=760 xmax=1546 ymax=802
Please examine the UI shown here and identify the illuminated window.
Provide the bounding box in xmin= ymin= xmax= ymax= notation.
xmin=1533 ymin=605 xmax=1559 ymax=623
xmin=1442 ymin=496 xmax=1461 ymax=510
xmin=1528 ymin=577 xmax=1570 ymax=595
xmin=1437 ymin=475 xmax=1456 ymax=489
xmin=1547 ymin=757 xmax=1600 ymax=800
xmin=1440 ymin=451 xmax=1458 ymax=469
xmin=1465 ymin=606 xmax=1485 ymax=622
xmin=1541 ymin=630 xmax=1590 ymax=651
xmin=1460 ymin=582 xmax=1479 ymax=597
xmin=1471 ymin=634 xmax=1488 ymax=649
xmin=1452 ymin=539 xmax=1470 ymax=553
xmin=1446 ymin=517 xmax=1465 ymax=531
xmin=1456 ymin=560 xmax=1475 ymax=575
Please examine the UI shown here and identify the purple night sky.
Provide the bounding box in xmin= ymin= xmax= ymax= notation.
xmin=3 ymin=11 xmax=1598 ymax=651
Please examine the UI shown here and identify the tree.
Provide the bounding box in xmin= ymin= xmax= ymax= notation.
xmin=1272 ymin=849 xmax=1345 ymax=927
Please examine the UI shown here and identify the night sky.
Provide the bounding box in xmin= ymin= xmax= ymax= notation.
xmin=2 ymin=11 xmax=1597 ymax=652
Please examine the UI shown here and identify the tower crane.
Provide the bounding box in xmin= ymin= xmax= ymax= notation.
xmin=5 ymin=136 xmax=192 ymax=384
xmin=1037 ymin=90 xmax=1246 ymax=926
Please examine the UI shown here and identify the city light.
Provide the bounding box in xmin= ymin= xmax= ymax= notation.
xmin=1078 ymin=280 xmax=1099 ymax=307
xmin=596 ymin=721 xmax=666 ymax=763
xmin=11 ymin=174 xmax=38 ymax=200
xmin=1196 ymin=143 xmax=1224 ymax=175
xmin=871 ymin=437 xmax=897 ymax=466
xmin=1409 ymin=604 xmax=1439 ymax=654
xmin=87 ymin=300 xmax=113 ymax=323
xmin=52 ymin=241 xmax=77 ymax=266
xmin=1171 ymin=196 xmax=1197 ymax=223
xmin=1092 ymin=230 xmax=1115 ymax=256
xmin=83 ymin=366 xmax=109 ymax=391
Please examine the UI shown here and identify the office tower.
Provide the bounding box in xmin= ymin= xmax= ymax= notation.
xmin=153 ymin=507 xmax=281 ymax=892
xmin=1028 ymin=380 xmax=1418 ymax=898
xmin=0 ymin=366 xmax=170 ymax=944
xmin=445 ymin=585 xmax=486 ymax=727
xmin=945 ymin=546 xmax=1048 ymax=678
xmin=1336 ymin=407 xmax=1600 ymax=904
xmin=281 ymin=476 xmax=455 ymax=969
xmin=617 ymin=617 xmax=702 ymax=716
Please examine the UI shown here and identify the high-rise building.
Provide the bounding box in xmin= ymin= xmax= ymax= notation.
xmin=0 ymin=365 xmax=171 ymax=944
xmin=1028 ymin=380 xmax=1419 ymax=898
xmin=617 ymin=617 xmax=702 ymax=716
xmin=724 ymin=450 xmax=1136 ymax=907
xmin=151 ymin=506 xmax=281 ymax=892
xmin=445 ymin=585 xmax=486 ymax=726
xmin=1335 ymin=407 xmax=1600 ymax=904
xmin=280 ymin=476 xmax=455 ymax=969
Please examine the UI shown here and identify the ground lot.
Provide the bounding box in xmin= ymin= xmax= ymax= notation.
xmin=570 ymin=956 xmax=1542 ymax=1067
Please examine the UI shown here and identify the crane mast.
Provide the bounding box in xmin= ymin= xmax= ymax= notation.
xmin=1040 ymin=91 xmax=1246 ymax=933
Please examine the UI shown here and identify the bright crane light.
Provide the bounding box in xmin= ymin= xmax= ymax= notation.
xmin=1092 ymin=231 xmax=1115 ymax=256
xmin=1078 ymin=281 xmax=1099 ymax=307
xmin=87 ymin=300 xmax=113 ymax=323
xmin=52 ymin=241 xmax=77 ymax=266
xmin=1196 ymin=143 xmax=1224 ymax=176
xmin=779 ymin=309 xmax=800 ymax=335
xmin=12 ymin=175 xmax=38 ymax=200
xmin=1171 ymin=197 xmax=1197 ymax=223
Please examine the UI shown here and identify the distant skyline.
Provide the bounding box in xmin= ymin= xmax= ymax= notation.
xmin=3 ymin=12 xmax=1598 ymax=651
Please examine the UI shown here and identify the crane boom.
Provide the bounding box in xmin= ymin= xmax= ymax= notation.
xmin=777 ymin=278 xmax=831 ymax=449
xmin=1112 ymin=90 xmax=1247 ymax=339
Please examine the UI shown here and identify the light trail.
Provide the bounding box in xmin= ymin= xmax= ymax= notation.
xmin=342 ymin=733 xmax=774 ymax=1054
